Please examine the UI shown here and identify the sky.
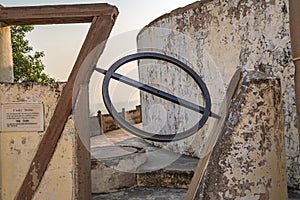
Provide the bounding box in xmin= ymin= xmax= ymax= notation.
xmin=1 ymin=0 xmax=197 ymax=113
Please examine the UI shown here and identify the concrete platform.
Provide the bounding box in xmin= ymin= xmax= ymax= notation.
xmin=90 ymin=130 xmax=300 ymax=199
xmin=92 ymin=187 xmax=300 ymax=200
xmin=91 ymin=137 xmax=199 ymax=193
xmin=92 ymin=187 xmax=187 ymax=200
xmin=93 ymin=187 xmax=300 ymax=200
xmin=91 ymin=136 xmax=199 ymax=174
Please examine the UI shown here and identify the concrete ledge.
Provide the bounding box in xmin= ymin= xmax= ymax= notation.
xmin=92 ymin=187 xmax=187 ymax=200
xmin=91 ymin=161 xmax=137 ymax=194
xmin=137 ymin=170 xmax=193 ymax=189
xmin=91 ymin=145 xmax=146 ymax=193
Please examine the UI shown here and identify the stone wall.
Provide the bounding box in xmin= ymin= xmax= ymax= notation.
xmin=0 ymin=83 xmax=77 ymax=199
xmin=137 ymin=0 xmax=299 ymax=188
xmin=197 ymin=72 xmax=287 ymax=199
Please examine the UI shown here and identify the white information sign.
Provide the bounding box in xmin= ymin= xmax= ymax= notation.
xmin=0 ymin=103 xmax=44 ymax=132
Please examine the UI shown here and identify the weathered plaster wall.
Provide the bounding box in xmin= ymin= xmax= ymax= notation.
xmin=137 ymin=0 xmax=299 ymax=188
xmin=197 ymin=72 xmax=287 ymax=199
xmin=0 ymin=83 xmax=76 ymax=199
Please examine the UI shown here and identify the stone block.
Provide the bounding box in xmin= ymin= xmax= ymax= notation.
xmin=91 ymin=160 xmax=136 ymax=194
xmin=91 ymin=145 xmax=146 ymax=193
xmin=196 ymin=72 xmax=288 ymax=199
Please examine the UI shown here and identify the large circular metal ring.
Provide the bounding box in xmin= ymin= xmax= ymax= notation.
xmin=102 ymin=52 xmax=211 ymax=142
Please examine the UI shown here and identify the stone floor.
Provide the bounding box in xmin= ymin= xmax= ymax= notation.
xmin=91 ymin=125 xmax=139 ymax=148
xmin=93 ymin=187 xmax=300 ymax=200
xmin=91 ymin=128 xmax=300 ymax=200
xmin=92 ymin=187 xmax=187 ymax=200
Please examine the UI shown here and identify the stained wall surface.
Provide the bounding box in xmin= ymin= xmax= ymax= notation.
xmin=197 ymin=72 xmax=287 ymax=199
xmin=137 ymin=0 xmax=299 ymax=188
xmin=0 ymin=83 xmax=76 ymax=199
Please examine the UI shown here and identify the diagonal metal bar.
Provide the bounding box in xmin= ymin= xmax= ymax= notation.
xmin=95 ymin=68 xmax=220 ymax=119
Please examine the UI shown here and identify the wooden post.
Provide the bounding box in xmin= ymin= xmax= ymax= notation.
xmin=122 ymin=108 xmax=126 ymax=119
xmin=13 ymin=6 xmax=118 ymax=200
xmin=73 ymin=83 xmax=91 ymax=199
xmin=289 ymin=0 xmax=300 ymax=145
xmin=97 ymin=110 xmax=103 ymax=135
xmin=137 ymin=105 xmax=142 ymax=123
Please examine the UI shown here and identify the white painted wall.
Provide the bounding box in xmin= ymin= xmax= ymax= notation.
xmin=137 ymin=0 xmax=299 ymax=188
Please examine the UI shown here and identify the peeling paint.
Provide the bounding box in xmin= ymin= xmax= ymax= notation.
xmin=0 ymin=83 xmax=76 ymax=199
xmin=21 ymin=137 xmax=26 ymax=145
xmin=196 ymin=73 xmax=287 ymax=199
xmin=137 ymin=0 xmax=299 ymax=189
xmin=30 ymin=165 xmax=39 ymax=191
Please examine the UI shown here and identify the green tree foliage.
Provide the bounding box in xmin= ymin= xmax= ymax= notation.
xmin=11 ymin=25 xmax=55 ymax=83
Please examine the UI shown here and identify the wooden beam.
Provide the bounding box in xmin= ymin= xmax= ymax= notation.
xmin=14 ymin=8 xmax=118 ymax=200
xmin=289 ymin=0 xmax=300 ymax=145
xmin=0 ymin=4 xmax=118 ymax=25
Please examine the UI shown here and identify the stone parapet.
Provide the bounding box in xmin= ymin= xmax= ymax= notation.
xmin=0 ymin=83 xmax=77 ymax=199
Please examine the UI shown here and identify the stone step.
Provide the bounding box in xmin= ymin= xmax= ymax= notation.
xmin=137 ymin=154 xmax=198 ymax=189
xmin=91 ymin=138 xmax=199 ymax=193
xmin=92 ymin=187 xmax=187 ymax=200
xmin=91 ymin=138 xmax=300 ymax=199
xmin=92 ymin=187 xmax=300 ymax=200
